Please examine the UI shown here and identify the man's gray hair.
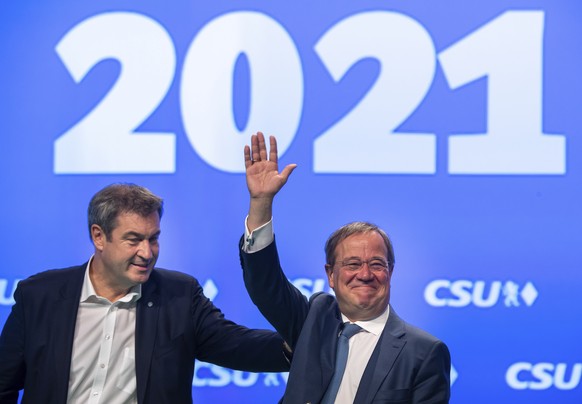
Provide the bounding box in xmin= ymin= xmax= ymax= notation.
xmin=87 ymin=183 xmax=163 ymax=239
xmin=324 ymin=221 xmax=395 ymax=270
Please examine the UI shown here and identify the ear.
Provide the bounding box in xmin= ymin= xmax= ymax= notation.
xmin=325 ymin=264 xmax=335 ymax=288
xmin=91 ymin=224 xmax=106 ymax=252
xmin=388 ymin=266 xmax=394 ymax=278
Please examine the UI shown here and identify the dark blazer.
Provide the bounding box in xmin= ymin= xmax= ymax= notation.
xmin=0 ymin=264 xmax=289 ymax=404
xmin=240 ymin=239 xmax=451 ymax=404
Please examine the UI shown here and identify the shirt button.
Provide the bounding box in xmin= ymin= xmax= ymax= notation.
xmin=105 ymin=335 xmax=111 ymax=340
xmin=93 ymin=392 xmax=99 ymax=396
xmin=100 ymin=363 xmax=106 ymax=368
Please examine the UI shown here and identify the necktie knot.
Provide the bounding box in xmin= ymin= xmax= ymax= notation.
xmin=342 ymin=323 xmax=361 ymax=339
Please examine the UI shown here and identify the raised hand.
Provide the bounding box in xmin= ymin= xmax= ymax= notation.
xmin=244 ymin=132 xmax=296 ymax=230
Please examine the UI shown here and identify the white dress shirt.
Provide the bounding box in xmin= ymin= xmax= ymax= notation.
xmin=335 ymin=309 xmax=388 ymax=404
xmin=244 ymin=218 xmax=388 ymax=403
xmin=67 ymin=258 xmax=140 ymax=404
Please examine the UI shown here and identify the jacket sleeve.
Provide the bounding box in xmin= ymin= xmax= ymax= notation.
xmin=188 ymin=274 xmax=290 ymax=372
xmin=239 ymin=236 xmax=311 ymax=349
xmin=412 ymin=339 xmax=451 ymax=404
xmin=0 ymin=285 xmax=26 ymax=403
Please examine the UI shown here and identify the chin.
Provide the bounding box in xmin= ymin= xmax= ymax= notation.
xmin=353 ymin=291 xmax=380 ymax=303
xmin=133 ymin=273 xmax=151 ymax=284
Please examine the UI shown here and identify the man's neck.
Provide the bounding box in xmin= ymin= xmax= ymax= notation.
xmin=89 ymin=260 xmax=132 ymax=302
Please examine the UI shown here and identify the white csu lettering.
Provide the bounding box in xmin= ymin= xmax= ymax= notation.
xmin=192 ymin=363 xmax=288 ymax=387
xmin=424 ymin=280 xmax=504 ymax=308
xmin=192 ymin=363 xmax=258 ymax=387
xmin=506 ymin=362 xmax=582 ymax=390
xmin=0 ymin=279 xmax=20 ymax=305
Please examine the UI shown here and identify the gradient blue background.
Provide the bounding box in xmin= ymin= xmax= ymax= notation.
xmin=1 ymin=1 xmax=580 ymax=403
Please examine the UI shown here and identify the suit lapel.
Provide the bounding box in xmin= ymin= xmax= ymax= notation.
xmin=135 ymin=271 xmax=161 ymax=404
xmin=290 ymin=296 xmax=343 ymax=403
xmin=319 ymin=313 xmax=343 ymax=390
xmin=54 ymin=266 xmax=86 ymax=402
xmin=354 ymin=306 xmax=407 ymax=404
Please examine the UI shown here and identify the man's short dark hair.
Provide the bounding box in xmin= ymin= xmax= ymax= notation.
xmin=324 ymin=221 xmax=395 ymax=270
xmin=88 ymin=183 xmax=164 ymax=240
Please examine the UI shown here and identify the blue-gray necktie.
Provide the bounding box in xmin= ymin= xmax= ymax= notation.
xmin=321 ymin=323 xmax=362 ymax=404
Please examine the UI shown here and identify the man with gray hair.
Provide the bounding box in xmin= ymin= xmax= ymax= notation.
xmin=0 ymin=183 xmax=289 ymax=404
xmin=240 ymin=132 xmax=451 ymax=404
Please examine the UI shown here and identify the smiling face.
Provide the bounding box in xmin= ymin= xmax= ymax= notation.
xmin=90 ymin=211 xmax=160 ymax=301
xmin=326 ymin=231 xmax=392 ymax=322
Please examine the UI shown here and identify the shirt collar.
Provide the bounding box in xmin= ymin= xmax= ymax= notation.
xmin=81 ymin=256 xmax=142 ymax=304
xmin=341 ymin=305 xmax=390 ymax=336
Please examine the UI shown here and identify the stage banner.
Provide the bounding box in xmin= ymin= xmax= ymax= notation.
xmin=1 ymin=1 xmax=580 ymax=403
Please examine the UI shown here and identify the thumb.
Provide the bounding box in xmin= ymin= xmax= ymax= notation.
xmin=280 ymin=164 xmax=297 ymax=182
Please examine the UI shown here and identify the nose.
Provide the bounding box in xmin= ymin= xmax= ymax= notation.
xmin=356 ymin=263 xmax=374 ymax=280
xmin=138 ymin=240 xmax=153 ymax=261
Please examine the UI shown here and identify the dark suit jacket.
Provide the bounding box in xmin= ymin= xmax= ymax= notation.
xmin=240 ymin=239 xmax=451 ymax=404
xmin=0 ymin=264 xmax=289 ymax=404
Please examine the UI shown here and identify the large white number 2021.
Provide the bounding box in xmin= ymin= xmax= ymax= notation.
xmin=54 ymin=10 xmax=565 ymax=175
xmin=54 ymin=13 xmax=177 ymax=173
xmin=439 ymin=11 xmax=565 ymax=174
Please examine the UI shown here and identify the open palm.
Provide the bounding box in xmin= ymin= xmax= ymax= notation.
xmin=244 ymin=132 xmax=296 ymax=200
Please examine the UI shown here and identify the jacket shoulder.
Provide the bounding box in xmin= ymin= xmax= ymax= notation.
xmin=403 ymin=321 xmax=443 ymax=345
xmin=394 ymin=313 xmax=448 ymax=356
xmin=308 ymin=291 xmax=337 ymax=307
xmin=150 ymin=268 xmax=198 ymax=284
xmin=18 ymin=265 xmax=85 ymax=288
xmin=148 ymin=268 xmax=203 ymax=295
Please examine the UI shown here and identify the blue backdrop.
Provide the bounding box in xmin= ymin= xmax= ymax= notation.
xmin=1 ymin=1 xmax=580 ymax=403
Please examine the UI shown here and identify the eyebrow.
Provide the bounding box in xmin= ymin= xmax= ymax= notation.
xmin=342 ymin=255 xmax=387 ymax=260
xmin=122 ymin=231 xmax=161 ymax=240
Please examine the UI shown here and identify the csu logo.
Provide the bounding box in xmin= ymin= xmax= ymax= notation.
xmin=0 ymin=279 xmax=20 ymax=306
xmin=424 ymin=280 xmax=538 ymax=308
xmin=193 ymin=362 xmax=288 ymax=387
xmin=506 ymin=362 xmax=582 ymax=390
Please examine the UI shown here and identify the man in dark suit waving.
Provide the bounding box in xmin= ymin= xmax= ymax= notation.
xmin=0 ymin=183 xmax=289 ymax=404
xmin=240 ymin=132 xmax=451 ymax=403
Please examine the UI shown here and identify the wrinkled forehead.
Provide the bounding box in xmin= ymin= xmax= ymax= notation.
xmin=111 ymin=210 xmax=161 ymax=232
xmin=334 ymin=231 xmax=388 ymax=259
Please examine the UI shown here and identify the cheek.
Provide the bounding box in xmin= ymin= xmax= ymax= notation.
xmin=338 ymin=272 xmax=357 ymax=286
xmin=329 ymin=271 xmax=349 ymax=289
xmin=378 ymin=274 xmax=391 ymax=289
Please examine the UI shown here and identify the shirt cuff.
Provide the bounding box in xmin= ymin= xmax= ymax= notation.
xmin=243 ymin=216 xmax=274 ymax=253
